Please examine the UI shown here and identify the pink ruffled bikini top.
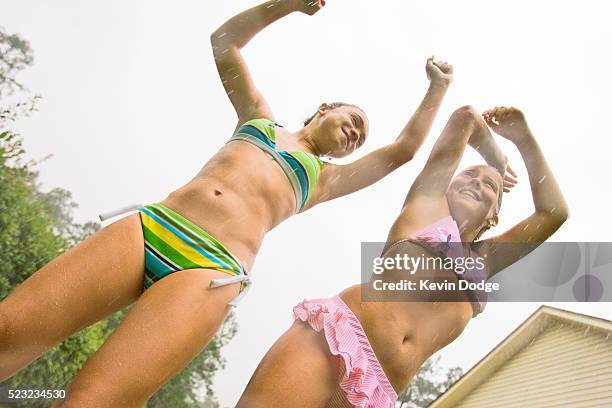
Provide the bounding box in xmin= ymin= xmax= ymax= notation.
xmin=387 ymin=216 xmax=488 ymax=317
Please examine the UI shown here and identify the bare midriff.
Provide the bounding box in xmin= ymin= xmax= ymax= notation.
xmin=160 ymin=141 xmax=297 ymax=271
xmin=339 ymin=241 xmax=474 ymax=393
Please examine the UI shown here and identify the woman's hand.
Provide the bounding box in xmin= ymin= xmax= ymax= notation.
xmin=483 ymin=107 xmax=532 ymax=146
xmin=288 ymin=0 xmax=326 ymax=16
xmin=502 ymin=164 xmax=518 ymax=193
xmin=426 ymin=57 xmax=454 ymax=87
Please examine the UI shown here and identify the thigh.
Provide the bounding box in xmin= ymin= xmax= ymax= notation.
xmin=237 ymin=321 xmax=340 ymax=408
xmin=57 ymin=268 xmax=240 ymax=408
xmin=1 ymin=214 xmax=145 ymax=351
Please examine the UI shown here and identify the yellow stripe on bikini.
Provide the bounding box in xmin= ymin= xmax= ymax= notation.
xmin=140 ymin=212 xmax=220 ymax=269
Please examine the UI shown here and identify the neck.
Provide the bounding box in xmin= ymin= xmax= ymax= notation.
xmin=454 ymin=214 xmax=485 ymax=243
xmin=294 ymin=126 xmax=322 ymax=156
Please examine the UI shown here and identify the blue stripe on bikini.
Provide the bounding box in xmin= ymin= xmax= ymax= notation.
xmin=141 ymin=207 xmax=231 ymax=269
xmin=237 ymin=125 xmax=275 ymax=148
xmin=279 ymin=152 xmax=309 ymax=207
xmin=144 ymin=248 xmax=175 ymax=278
xmin=147 ymin=204 xmax=217 ymax=252
xmin=231 ymin=118 xmax=321 ymax=212
xmin=140 ymin=207 xmax=233 ymax=270
xmin=144 ymin=241 xmax=179 ymax=270
xmin=149 ymin=204 xmax=242 ymax=272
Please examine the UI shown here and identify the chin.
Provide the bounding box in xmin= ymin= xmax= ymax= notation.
xmin=448 ymin=192 xmax=479 ymax=217
xmin=331 ymin=147 xmax=349 ymax=158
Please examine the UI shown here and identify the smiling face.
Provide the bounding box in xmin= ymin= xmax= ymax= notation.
xmin=446 ymin=165 xmax=503 ymax=236
xmin=308 ymin=104 xmax=369 ymax=158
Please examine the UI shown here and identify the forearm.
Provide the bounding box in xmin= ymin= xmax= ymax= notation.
xmin=517 ymin=134 xmax=569 ymax=220
xmin=212 ymin=0 xmax=295 ymax=50
xmin=315 ymin=86 xmax=449 ymax=202
xmin=395 ymin=82 xmax=449 ymax=161
xmin=475 ymin=128 xmax=507 ymax=175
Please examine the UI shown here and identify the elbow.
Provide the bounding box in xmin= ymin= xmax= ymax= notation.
xmin=210 ymin=35 xmax=240 ymax=62
xmin=391 ymin=140 xmax=416 ymax=165
xmin=555 ymin=205 xmax=570 ymax=225
xmin=553 ymin=199 xmax=570 ymax=225
xmin=398 ymin=147 xmax=415 ymax=164
xmin=390 ymin=152 xmax=414 ymax=171
xmin=210 ymin=30 xmax=224 ymax=49
xmin=210 ymin=31 xmax=219 ymax=53
xmin=538 ymin=205 xmax=570 ymax=230
xmin=453 ymin=105 xmax=480 ymax=122
xmin=447 ymin=105 xmax=481 ymax=138
xmin=210 ymin=26 xmax=222 ymax=44
xmin=210 ymin=29 xmax=232 ymax=53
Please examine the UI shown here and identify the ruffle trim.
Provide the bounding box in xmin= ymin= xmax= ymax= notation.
xmin=293 ymin=297 xmax=397 ymax=408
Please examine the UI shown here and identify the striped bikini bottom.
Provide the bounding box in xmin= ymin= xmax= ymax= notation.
xmin=138 ymin=203 xmax=250 ymax=305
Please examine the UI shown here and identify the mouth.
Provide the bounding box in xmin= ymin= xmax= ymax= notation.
xmin=459 ymin=188 xmax=481 ymax=201
xmin=342 ymin=127 xmax=351 ymax=150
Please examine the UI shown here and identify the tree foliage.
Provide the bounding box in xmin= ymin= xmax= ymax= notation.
xmin=0 ymin=26 xmax=33 ymax=98
xmin=0 ymin=28 xmax=235 ymax=408
xmin=396 ymin=356 xmax=463 ymax=408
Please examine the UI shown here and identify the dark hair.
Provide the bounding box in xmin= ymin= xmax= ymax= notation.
xmin=302 ymin=102 xmax=362 ymax=127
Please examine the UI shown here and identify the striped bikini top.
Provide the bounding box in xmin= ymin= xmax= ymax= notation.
xmin=228 ymin=118 xmax=324 ymax=213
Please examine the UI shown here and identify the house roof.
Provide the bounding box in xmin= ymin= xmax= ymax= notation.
xmin=428 ymin=306 xmax=612 ymax=408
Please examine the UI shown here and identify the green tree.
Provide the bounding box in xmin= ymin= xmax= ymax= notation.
xmin=0 ymin=26 xmax=33 ymax=98
xmin=0 ymin=27 xmax=237 ymax=408
xmin=396 ymin=356 xmax=463 ymax=408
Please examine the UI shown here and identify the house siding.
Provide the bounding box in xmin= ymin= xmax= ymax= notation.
xmin=452 ymin=322 xmax=612 ymax=408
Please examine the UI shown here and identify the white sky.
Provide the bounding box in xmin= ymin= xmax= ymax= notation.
xmin=3 ymin=1 xmax=612 ymax=406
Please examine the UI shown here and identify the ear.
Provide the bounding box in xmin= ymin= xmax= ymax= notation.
xmin=317 ymin=103 xmax=330 ymax=115
xmin=488 ymin=214 xmax=499 ymax=227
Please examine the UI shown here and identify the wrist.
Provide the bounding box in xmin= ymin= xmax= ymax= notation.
xmin=429 ymin=79 xmax=451 ymax=90
xmin=481 ymin=138 xmax=505 ymax=169
xmin=515 ymin=131 xmax=536 ymax=151
xmin=492 ymin=153 xmax=508 ymax=175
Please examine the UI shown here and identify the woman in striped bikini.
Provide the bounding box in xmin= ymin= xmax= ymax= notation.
xmin=1 ymin=1 xmax=455 ymax=406
xmin=237 ymin=106 xmax=569 ymax=407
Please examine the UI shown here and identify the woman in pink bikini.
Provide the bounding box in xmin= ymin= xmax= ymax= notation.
xmin=237 ymin=106 xmax=569 ymax=407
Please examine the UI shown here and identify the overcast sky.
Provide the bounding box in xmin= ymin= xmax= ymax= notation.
xmin=3 ymin=0 xmax=612 ymax=406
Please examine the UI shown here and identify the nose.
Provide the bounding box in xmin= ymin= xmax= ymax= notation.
xmin=469 ymin=177 xmax=482 ymax=189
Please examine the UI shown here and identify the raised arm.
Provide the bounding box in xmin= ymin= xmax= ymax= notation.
xmin=384 ymin=105 xmax=510 ymax=243
xmin=476 ymin=107 xmax=569 ymax=277
xmin=307 ymin=58 xmax=454 ymax=206
xmin=406 ymin=103 xmax=508 ymax=203
xmin=211 ymin=0 xmax=325 ymax=127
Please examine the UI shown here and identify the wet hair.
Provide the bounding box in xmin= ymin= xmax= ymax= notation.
xmin=302 ymin=102 xmax=362 ymax=127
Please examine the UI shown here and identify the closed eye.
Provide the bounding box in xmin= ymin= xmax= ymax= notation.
xmin=484 ymin=179 xmax=498 ymax=192
xmin=350 ymin=113 xmax=367 ymax=147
